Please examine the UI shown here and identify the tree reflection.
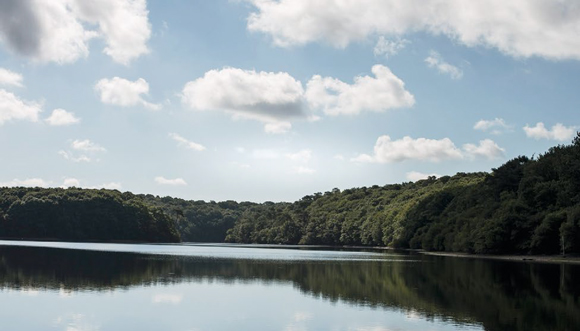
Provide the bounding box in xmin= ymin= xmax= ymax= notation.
xmin=0 ymin=245 xmax=578 ymax=331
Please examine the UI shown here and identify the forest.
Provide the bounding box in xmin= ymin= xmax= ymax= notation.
xmin=1 ymin=133 xmax=579 ymax=254
xmin=0 ymin=188 xmax=180 ymax=243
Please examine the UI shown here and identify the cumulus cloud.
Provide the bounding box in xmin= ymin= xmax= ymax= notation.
xmin=305 ymin=65 xmax=415 ymax=115
xmin=70 ymin=0 xmax=151 ymax=65
xmin=59 ymin=139 xmax=106 ymax=163
xmin=72 ymin=139 xmax=106 ymax=152
xmin=0 ymin=178 xmax=48 ymax=188
xmin=168 ymin=133 xmax=206 ymax=151
xmin=154 ymin=176 xmax=187 ymax=186
xmin=523 ymin=122 xmax=576 ymax=141
xmin=181 ymin=65 xmax=413 ymax=131
xmin=474 ymin=118 xmax=511 ymax=134
xmin=58 ymin=150 xmax=91 ymax=163
xmin=374 ymin=36 xmax=409 ymax=58
xmin=182 ymin=67 xmax=305 ymax=133
xmin=0 ymin=0 xmax=150 ymax=64
xmin=45 ymin=108 xmax=80 ymax=126
xmin=246 ymin=0 xmax=580 ymax=60
xmin=425 ymin=51 xmax=463 ymax=80
xmin=0 ymin=67 xmax=23 ymax=87
xmin=352 ymin=135 xmax=463 ymax=163
xmin=463 ymin=139 xmax=505 ymax=159
xmin=0 ymin=89 xmax=42 ymax=125
xmin=406 ymin=171 xmax=440 ymax=182
xmin=95 ymin=77 xmax=161 ymax=110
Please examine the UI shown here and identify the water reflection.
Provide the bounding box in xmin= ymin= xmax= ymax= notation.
xmin=0 ymin=243 xmax=578 ymax=331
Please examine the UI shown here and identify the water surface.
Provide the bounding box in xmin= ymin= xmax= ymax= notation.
xmin=0 ymin=240 xmax=578 ymax=331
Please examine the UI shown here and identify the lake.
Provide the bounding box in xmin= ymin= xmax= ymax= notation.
xmin=0 ymin=240 xmax=578 ymax=331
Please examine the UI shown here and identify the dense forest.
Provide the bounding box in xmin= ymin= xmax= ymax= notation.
xmin=223 ymin=133 xmax=580 ymax=255
xmin=1 ymin=133 xmax=579 ymax=254
xmin=0 ymin=188 xmax=180 ymax=243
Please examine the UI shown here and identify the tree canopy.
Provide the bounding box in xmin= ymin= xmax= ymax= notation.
xmin=2 ymin=133 xmax=580 ymax=254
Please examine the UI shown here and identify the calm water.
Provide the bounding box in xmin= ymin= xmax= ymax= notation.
xmin=0 ymin=241 xmax=578 ymax=331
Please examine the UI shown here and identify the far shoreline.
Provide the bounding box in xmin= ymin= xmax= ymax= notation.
xmin=416 ymin=250 xmax=580 ymax=265
xmin=2 ymin=238 xmax=579 ymax=264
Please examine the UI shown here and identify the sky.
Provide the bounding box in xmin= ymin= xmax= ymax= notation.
xmin=0 ymin=0 xmax=579 ymax=202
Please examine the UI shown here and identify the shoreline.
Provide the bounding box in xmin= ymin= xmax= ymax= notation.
xmin=416 ymin=250 xmax=580 ymax=264
xmin=2 ymin=238 xmax=580 ymax=264
xmin=337 ymin=245 xmax=580 ymax=264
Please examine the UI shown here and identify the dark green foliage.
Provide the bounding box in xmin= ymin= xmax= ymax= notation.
xmin=139 ymin=195 xmax=252 ymax=242
xmin=0 ymin=188 xmax=180 ymax=243
xmin=2 ymin=133 xmax=579 ymax=254
xmin=224 ymin=134 xmax=580 ymax=255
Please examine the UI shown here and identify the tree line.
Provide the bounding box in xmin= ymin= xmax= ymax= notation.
xmin=1 ymin=133 xmax=579 ymax=254
xmin=0 ymin=188 xmax=180 ymax=242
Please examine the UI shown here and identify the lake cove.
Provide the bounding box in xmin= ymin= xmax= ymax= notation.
xmin=0 ymin=241 xmax=578 ymax=331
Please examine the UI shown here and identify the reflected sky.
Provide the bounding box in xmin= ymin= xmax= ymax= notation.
xmin=0 ymin=240 xmax=418 ymax=262
xmin=1 ymin=281 xmax=482 ymax=331
xmin=1 ymin=240 xmax=577 ymax=331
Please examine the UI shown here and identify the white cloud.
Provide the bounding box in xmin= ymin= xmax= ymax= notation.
xmin=62 ymin=178 xmax=80 ymax=188
xmin=70 ymin=0 xmax=151 ymax=65
xmin=374 ymin=36 xmax=409 ymax=58
xmin=181 ymin=67 xmax=305 ymax=133
xmin=168 ymin=133 xmax=206 ymax=151
xmin=45 ymin=108 xmax=80 ymax=126
xmin=292 ymin=166 xmax=316 ymax=175
xmin=0 ymin=178 xmax=48 ymax=188
xmin=0 ymin=67 xmax=23 ymax=87
xmin=181 ymin=65 xmax=413 ymax=131
xmin=59 ymin=139 xmax=106 ymax=163
xmin=286 ymin=150 xmax=312 ymax=163
xmin=463 ymin=139 xmax=505 ymax=159
xmin=246 ymin=0 xmax=580 ymax=60
xmin=0 ymin=0 xmax=150 ymax=65
xmin=352 ymin=135 xmax=463 ymax=163
xmin=95 ymin=77 xmax=161 ymax=110
xmin=305 ymin=65 xmax=415 ymax=116
xmin=58 ymin=150 xmax=91 ymax=163
xmin=72 ymin=139 xmax=106 ymax=152
xmin=0 ymin=89 xmax=42 ymax=125
xmin=425 ymin=51 xmax=463 ymax=80
xmin=406 ymin=171 xmax=440 ymax=182
xmin=523 ymin=122 xmax=576 ymax=141
xmin=155 ymin=176 xmax=187 ymax=186
xmin=474 ymin=118 xmax=511 ymax=134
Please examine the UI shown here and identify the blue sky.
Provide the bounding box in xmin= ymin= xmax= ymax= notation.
xmin=0 ymin=0 xmax=579 ymax=202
